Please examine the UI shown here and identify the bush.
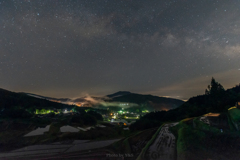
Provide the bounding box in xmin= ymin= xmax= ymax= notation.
xmin=2 ymin=108 xmax=32 ymax=119
xmin=87 ymin=111 xmax=103 ymax=121
xmin=32 ymin=117 xmax=51 ymax=125
xmin=83 ymin=114 xmax=97 ymax=125
xmin=70 ymin=114 xmax=97 ymax=126
xmin=70 ymin=115 xmax=84 ymax=125
xmin=72 ymin=107 xmax=86 ymax=114
xmin=130 ymin=118 xmax=162 ymax=130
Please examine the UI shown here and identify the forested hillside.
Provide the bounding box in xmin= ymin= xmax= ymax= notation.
xmin=0 ymin=88 xmax=72 ymax=111
xmin=131 ymin=78 xmax=240 ymax=130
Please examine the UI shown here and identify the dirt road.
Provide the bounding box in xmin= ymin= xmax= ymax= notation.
xmin=146 ymin=123 xmax=178 ymax=160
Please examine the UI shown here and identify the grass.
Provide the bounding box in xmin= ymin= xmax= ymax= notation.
xmin=227 ymin=113 xmax=237 ymax=131
xmin=228 ymin=107 xmax=240 ymax=131
xmin=177 ymin=124 xmax=206 ymax=154
xmin=228 ymin=107 xmax=240 ymax=123
xmin=170 ymin=120 xmax=206 ymax=155
xmin=172 ymin=120 xmax=212 ymax=160
xmin=193 ymin=117 xmax=220 ymax=133
xmin=181 ymin=117 xmax=194 ymax=122
xmin=170 ymin=115 xmax=240 ymax=160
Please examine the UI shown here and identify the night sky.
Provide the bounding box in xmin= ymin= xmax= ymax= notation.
xmin=1 ymin=0 xmax=240 ymax=100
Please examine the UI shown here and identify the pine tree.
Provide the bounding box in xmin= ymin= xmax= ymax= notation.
xmin=205 ymin=77 xmax=225 ymax=95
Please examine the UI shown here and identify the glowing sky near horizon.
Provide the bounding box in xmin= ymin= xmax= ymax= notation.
xmin=1 ymin=0 xmax=240 ymax=100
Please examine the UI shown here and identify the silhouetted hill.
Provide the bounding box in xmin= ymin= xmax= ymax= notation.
xmin=171 ymin=83 xmax=240 ymax=120
xmin=106 ymin=91 xmax=132 ymax=98
xmin=107 ymin=92 xmax=184 ymax=111
xmin=72 ymin=98 xmax=86 ymax=103
xmin=0 ymin=88 xmax=72 ymax=110
xmin=23 ymin=93 xmax=71 ymax=102
xmin=130 ymin=79 xmax=240 ymax=130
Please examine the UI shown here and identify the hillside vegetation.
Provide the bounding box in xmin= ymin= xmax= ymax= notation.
xmin=228 ymin=107 xmax=240 ymax=130
xmin=0 ymin=88 xmax=72 ymax=112
xmin=170 ymin=116 xmax=240 ymax=160
xmin=131 ymin=78 xmax=240 ymax=130
xmin=107 ymin=92 xmax=184 ymax=111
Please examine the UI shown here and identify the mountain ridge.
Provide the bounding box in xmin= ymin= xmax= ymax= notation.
xmin=0 ymin=88 xmax=184 ymax=111
xmin=106 ymin=92 xmax=184 ymax=111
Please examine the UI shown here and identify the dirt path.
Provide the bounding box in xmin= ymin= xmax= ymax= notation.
xmin=146 ymin=123 xmax=178 ymax=160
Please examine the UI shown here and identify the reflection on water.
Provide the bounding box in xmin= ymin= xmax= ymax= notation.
xmin=24 ymin=125 xmax=82 ymax=136
xmin=24 ymin=125 xmax=50 ymax=137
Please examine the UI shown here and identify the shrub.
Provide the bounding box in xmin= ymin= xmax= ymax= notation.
xmin=87 ymin=111 xmax=103 ymax=121
xmin=83 ymin=114 xmax=97 ymax=125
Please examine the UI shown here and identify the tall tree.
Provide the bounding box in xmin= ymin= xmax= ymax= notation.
xmin=205 ymin=77 xmax=226 ymax=112
xmin=205 ymin=77 xmax=225 ymax=95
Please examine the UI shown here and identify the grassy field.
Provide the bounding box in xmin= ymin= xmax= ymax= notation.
xmin=170 ymin=116 xmax=240 ymax=160
xmin=227 ymin=113 xmax=237 ymax=131
xmin=228 ymin=107 xmax=240 ymax=121
xmin=228 ymin=107 xmax=240 ymax=129
xmin=170 ymin=119 xmax=207 ymax=159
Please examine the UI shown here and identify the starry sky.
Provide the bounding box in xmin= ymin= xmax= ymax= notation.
xmin=1 ymin=0 xmax=240 ymax=100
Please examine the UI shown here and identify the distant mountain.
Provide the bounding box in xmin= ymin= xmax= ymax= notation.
xmin=106 ymin=92 xmax=184 ymax=111
xmin=25 ymin=93 xmax=90 ymax=104
xmin=24 ymin=93 xmax=71 ymax=102
xmin=0 ymin=88 xmax=184 ymax=112
xmin=72 ymin=98 xmax=86 ymax=103
xmin=106 ymin=91 xmax=132 ymax=98
xmin=0 ymin=88 xmax=72 ymax=110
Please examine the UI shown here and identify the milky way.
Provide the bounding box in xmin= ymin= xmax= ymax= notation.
xmin=0 ymin=0 xmax=240 ymax=100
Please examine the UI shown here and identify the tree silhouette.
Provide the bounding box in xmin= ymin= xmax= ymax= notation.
xmin=204 ymin=77 xmax=226 ymax=112
xmin=205 ymin=77 xmax=225 ymax=95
